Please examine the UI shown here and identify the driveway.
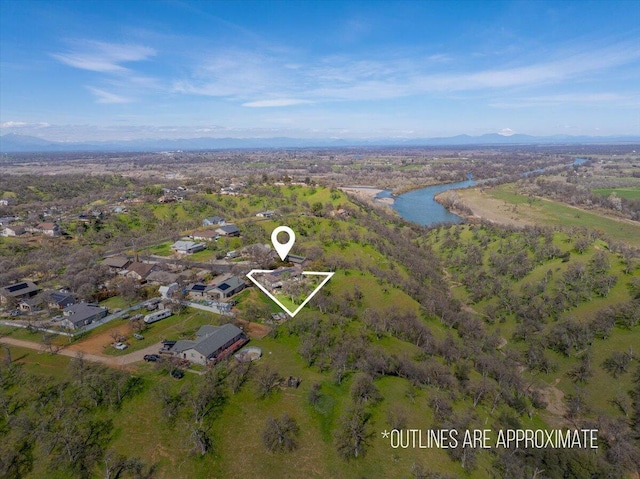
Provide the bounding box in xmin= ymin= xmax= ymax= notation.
xmin=0 ymin=336 xmax=162 ymax=367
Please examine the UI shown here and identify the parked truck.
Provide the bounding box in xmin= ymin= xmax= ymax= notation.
xmin=143 ymin=309 xmax=172 ymax=324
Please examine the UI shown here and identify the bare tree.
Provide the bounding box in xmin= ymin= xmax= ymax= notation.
xmin=254 ymin=365 xmax=281 ymax=398
xmin=334 ymin=402 xmax=372 ymax=459
xmin=262 ymin=413 xmax=299 ymax=452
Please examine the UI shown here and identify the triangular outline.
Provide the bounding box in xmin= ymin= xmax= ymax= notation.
xmin=245 ymin=270 xmax=334 ymax=318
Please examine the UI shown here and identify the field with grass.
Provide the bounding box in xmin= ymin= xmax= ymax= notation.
xmin=456 ymin=184 xmax=640 ymax=247
xmin=2 ymin=183 xmax=638 ymax=479
xmin=426 ymin=223 xmax=640 ymax=423
xmin=592 ymin=186 xmax=640 ymax=199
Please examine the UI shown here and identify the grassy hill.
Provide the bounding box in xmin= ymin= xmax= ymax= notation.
xmin=1 ymin=185 xmax=639 ymax=479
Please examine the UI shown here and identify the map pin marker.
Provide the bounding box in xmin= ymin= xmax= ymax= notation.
xmin=271 ymin=226 xmax=296 ymax=261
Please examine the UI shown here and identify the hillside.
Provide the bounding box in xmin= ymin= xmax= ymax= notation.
xmin=1 ymin=185 xmax=639 ymax=478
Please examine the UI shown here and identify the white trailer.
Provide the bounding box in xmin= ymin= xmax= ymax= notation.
xmin=143 ymin=309 xmax=172 ymax=324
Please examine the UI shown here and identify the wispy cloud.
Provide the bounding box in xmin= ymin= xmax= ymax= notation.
xmin=52 ymin=41 xmax=156 ymax=72
xmin=86 ymin=87 xmax=132 ymax=104
xmin=172 ymin=41 xmax=640 ymax=105
xmin=242 ymin=99 xmax=312 ymax=107
xmin=1 ymin=121 xmax=50 ymax=129
xmin=489 ymin=92 xmax=638 ymax=109
xmin=0 ymin=121 xmax=28 ymax=128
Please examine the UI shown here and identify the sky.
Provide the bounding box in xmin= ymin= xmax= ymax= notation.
xmin=1 ymin=0 xmax=639 ymax=142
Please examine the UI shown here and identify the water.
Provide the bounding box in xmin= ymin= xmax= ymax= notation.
xmin=383 ymin=157 xmax=588 ymax=226
xmin=379 ymin=178 xmax=476 ymax=225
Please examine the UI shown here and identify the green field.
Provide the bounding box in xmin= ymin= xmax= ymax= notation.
xmin=483 ymin=184 xmax=640 ymax=247
xmin=592 ymin=186 xmax=640 ymax=199
xmin=2 ymin=184 xmax=638 ymax=479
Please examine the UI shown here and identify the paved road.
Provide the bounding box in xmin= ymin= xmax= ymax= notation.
xmin=0 ymin=336 xmax=162 ymax=367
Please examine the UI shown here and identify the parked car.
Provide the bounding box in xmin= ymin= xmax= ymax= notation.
xmin=143 ymin=354 xmax=161 ymax=362
xmin=121 ymin=313 xmax=130 ymax=320
xmin=170 ymin=368 xmax=185 ymax=379
xmin=133 ymin=333 xmax=144 ymax=340
xmin=113 ymin=342 xmax=128 ymax=350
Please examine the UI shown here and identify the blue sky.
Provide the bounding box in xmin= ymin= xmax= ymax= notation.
xmin=1 ymin=0 xmax=639 ymax=141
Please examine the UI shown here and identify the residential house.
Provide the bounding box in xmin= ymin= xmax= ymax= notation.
xmin=171 ymin=241 xmax=206 ymax=254
xmin=202 ymin=216 xmax=225 ymax=227
xmin=262 ymin=267 xmax=302 ymax=290
xmin=158 ymin=282 xmax=179 ymax=299
xmin=60 ymin=303 xmax=108 ymax=330
xmin=286 ymin=254 xmax=307 ymax=265
xmin=48 ymin=291 xmax=77 ymax=309
xmin=37 ymin=222 xmax=61 ymax=237
xmin=125 ymin=262 xmax=156 ymax=281
xmin=215 ymin=225 xmax=240 ymax=237
xmin=0 ymin=281 xmax=41 ymax=304
xmin=191 ymin=230 xmax=218 ymax=242
xmin=1 ymin=225 xmax=26 ymax=237
xmin=0 ymin=216 xmax=19 ymax=226
xmin=102 ymin=256 xmax=131 ymax=272
xmin=208 ymin=276 xmax=245 ymax=300
xmin=185 ymin=283 xmax=212 ymax=299
xmin=169 ymin=323 xmax=248 ymax=366
xmin=146 ymin=270 xmax=179 ymax=285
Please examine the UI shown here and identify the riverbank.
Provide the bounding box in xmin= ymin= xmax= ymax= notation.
xmin=340 ymin=186 xmax=395 ymax=205
xmin=434 ymin=189 xmax=529 ymax=227
xmin=436 ymin=185 xmax=640 ymax=246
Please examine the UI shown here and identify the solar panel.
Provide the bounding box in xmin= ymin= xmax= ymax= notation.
xmin=7 ymin=283 xmax=28 ymax=292
xmin=192 ymin=284 xmax=206 ymax=291
xmin=218 ymin=283 xmax=230 ymax=291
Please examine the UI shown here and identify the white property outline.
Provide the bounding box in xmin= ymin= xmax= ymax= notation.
xmin=245 ymin=270 xmax=334 ymax=318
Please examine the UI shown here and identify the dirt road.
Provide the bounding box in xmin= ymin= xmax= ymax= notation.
xmin=0 ymin=336 xmax=162 ymax=368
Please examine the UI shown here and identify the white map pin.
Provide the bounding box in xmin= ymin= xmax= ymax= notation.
xmin=271 ymin=226 xmax=296 ymax=261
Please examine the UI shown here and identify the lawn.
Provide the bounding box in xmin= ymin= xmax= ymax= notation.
xmin=2 ymin=344 xmax=73 ymax=380
xmin=145 ymin=241 xmax=173 ymax=256
xmin=100 ymin=308 xmax=225 ymax=355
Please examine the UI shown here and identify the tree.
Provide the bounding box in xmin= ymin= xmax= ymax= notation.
xmin=262 ymin=414 xmax=299 ymax=452
xmin=350 ymin=373 xmax=381 ymax=404
xmin=188 ymin=424 xmax=212 ymax=455
xmin=386 ymin=404 xmax=408 ymax=430
xmin=188 ymin=368 xmax=226 ymax=424
xmin=227 ymin=361 xmax=251 ymax=394
xmin=334 ymin=402 xmax=372 ymax=459
xmin=103 ymin=450 xmax=155 ymax=479
xmin=567 ymin=351 xmax=593 ymax=384
xmin=254 ymin=365 xmax=281 ymax=398
xmin=308 ymin=382 xmax=321 ymax=406
xmin=602 ymin=351 xmax=633 ymax=378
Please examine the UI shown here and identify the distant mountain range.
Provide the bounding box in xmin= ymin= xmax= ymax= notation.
xmin=1 ymin=132 xmax=639 ymax=153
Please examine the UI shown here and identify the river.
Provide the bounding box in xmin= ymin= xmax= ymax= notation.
xmin=380 ymin=157 xmax=588 ymax=226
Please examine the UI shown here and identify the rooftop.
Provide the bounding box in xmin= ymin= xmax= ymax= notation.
xmin=1 ymin=281 xmax=41 ymax=298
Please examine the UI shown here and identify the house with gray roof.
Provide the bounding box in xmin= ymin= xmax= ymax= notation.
xmin=170 ymin=323 xmax=247 ymax=366
xmin=185 ymin=282 xmax=213 ymax=299
xmin=171 ymin=240 xmax=206 ymax=254
xmin=208 ymin=276 xmax=245 ymax=300
xmin=60 ymin=302 xmax=108 ymax=330
xmin=0 ymin=281 xmax=41 ymax=304
xmin=214 ymin=224 xmax=240 ymax=237
xmin=48 ymin=291 xmax=77 ymax=309
xmin=202 ymin=216 xmax=225 ymax=227
xmin=1 ymin=225 xmax=26 ymax=237
xmin=102 ymin=256 xmax=131 ymax=271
